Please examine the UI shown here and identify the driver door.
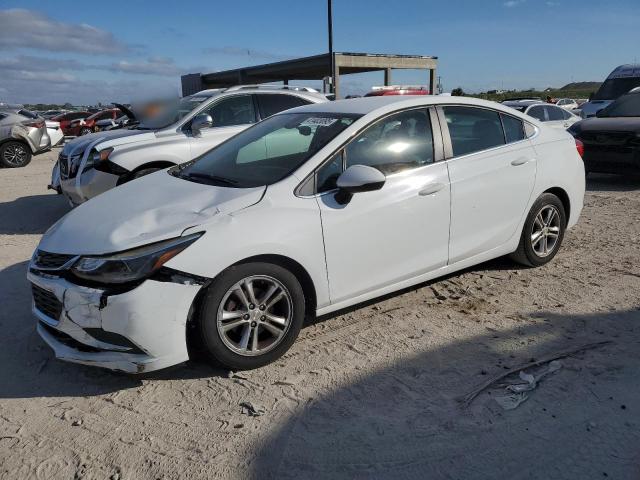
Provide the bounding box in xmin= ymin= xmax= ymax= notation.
xmin=315 ymin=108 xmax=451 ymax=304
xmin=188 ymin=94 xmax=257 ymax=159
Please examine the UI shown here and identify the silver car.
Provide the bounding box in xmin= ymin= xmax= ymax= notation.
xmin=0 ymin=108 xmax=50 ymax=168
xmin=55 ymin=86 xmax=328 ymax=206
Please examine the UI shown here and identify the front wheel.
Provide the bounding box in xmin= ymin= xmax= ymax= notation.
xmin=198 ymin=262 xmax=305 ymax=370
xmin=510 ymin=193 xmax=567 ymax=267
xmin=0 ymin=141 xmax=32 ymax=168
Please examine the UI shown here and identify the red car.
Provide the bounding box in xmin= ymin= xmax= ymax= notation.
xmin=51 ymin=111 xmax=91 ymax=136
xmin=365 ymin=85 xmax=430 ymax=97
xmin=66 ymin=108 xmax=122 ymax=136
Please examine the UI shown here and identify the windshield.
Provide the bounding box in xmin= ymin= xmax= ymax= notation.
xmin=175 ymin=112 xmax=361 ymax=188
xmin=593 ymin=77 xmax=640 ymax=100
xmin=597 ymin=93 xmax=640 ymax=117
xmin=136 ymin=95 xmax=211 ymax=130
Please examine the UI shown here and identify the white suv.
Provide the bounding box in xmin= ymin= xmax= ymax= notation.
xmin=55 ymin=86 xmax=328 ymax=205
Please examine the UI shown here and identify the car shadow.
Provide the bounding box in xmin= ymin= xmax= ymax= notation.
xmin=586 ymin=173 xmax=640 ymax=192
xmin=0 ymin=193 xmax=70 ymax=234
xmin=0 ymin=251 xmax=533 ymax=400
xmin=253 ymin=309 xmax=640 ymax=479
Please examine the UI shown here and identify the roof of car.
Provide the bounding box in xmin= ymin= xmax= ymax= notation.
xmin=283 ymin=95 xmax=520 ymax=116
xmin=501 ymin=99 xmax=544 ymax=107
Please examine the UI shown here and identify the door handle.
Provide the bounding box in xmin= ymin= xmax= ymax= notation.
xmin=419 ymin=183 xmax=445 ymax=196
xmin=510 ymin=158 xmax=530 ymax=166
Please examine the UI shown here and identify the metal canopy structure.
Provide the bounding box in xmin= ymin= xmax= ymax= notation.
xmin=181 ymin=52 xmax=438 ymax=99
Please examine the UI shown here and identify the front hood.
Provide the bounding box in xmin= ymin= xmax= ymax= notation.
xmin=62 ymin=129 xmax=150 ymax=157
xmin=39 ymin=170 xmax=265 ymax=255
xmin=572 ymin=117 xmax=640 ymax=134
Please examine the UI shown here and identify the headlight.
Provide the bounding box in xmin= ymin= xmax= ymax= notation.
xmin=71 ymin=233 xmax=203 ymax=284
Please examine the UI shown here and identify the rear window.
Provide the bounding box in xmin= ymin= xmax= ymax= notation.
xmin=501 ymin=114 xmax=525 ymax=143
xmin=443 ymin=106 xmax=505 ymax=156
xmin=257 ymin=94 xmax=310 ymax=119
xmin=598 ymin=93 xmax=640 ymax=117
xmin=546 ymin=106 xmax=564 ymax=121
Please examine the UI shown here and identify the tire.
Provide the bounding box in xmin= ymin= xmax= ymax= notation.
xmin=132 ymin=167 xmax=161 ymax=180
xmin=79 ymin=127 xmax=92 ymax=136
xmin=510 ymin=193 xmax=567 ymax=267
xmin=0 ymin=141 xmax=32 ymax=168
xmin=198 ymin=262 xmax=306 ymax=370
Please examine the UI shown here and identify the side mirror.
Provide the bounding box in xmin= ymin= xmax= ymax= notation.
xmin=335 ymin=164 xmax=385 ymax=205
xmin=191 ymin=113 xmax=213 ymax=136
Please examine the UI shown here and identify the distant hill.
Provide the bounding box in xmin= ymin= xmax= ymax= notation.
xmin=559 ymin=82 xmax=601 ymax=91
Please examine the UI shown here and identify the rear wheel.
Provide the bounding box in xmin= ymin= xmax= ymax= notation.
xmin=0 ymin=141 xmax=32 ymax=168
xmin=198 ymin=262 xmax=305 ymax=370
xmin=510 ymin=193 xmax=566 ymax=267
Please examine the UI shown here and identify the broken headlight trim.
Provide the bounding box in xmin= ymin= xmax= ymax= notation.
xmin=70 ymin=233 xmax=203 ymax=284
xmin=83 ymin=147 xmax=113 ymax=173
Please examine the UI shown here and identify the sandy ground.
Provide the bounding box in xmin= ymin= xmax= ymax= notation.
xmin=1 ymin=149 xmax=639 ymax=480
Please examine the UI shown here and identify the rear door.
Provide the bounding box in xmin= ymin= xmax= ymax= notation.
xmin=441 ymin=106 xmax=537 ymax=263
xmin=188 ymin=94 xmax=257 ymax=158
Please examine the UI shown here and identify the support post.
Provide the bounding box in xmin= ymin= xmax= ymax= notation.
xmin=384 ymin=68 xmax=392 ymax=86
xmin=429 ymin=68 xmax=437 ymax=94
xmin=333 ymin=64 xmax=340 ymax=99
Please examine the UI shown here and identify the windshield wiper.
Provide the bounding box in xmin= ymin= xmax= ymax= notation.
xmin=182 ymin=172 xmax=239 ymax=186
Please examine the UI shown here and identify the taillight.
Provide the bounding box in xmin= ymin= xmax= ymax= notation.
xmin=575 ymin=139 xmax=585 ymax=158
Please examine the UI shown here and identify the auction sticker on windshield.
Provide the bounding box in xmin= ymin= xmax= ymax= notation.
xmin=300 ymin=117 xmax=339 ymax=127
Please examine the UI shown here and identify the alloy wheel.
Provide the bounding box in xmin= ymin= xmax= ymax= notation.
xmin=216 ymin=275 xmax=293 ymax=356
xmin=530 ymin=205 xmax=561 ymax=257
xmin=3 ymin=144 xmax=28 ymax=166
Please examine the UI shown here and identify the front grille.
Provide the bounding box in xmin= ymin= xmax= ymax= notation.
xmin=32 ymin=284 xmax=63 ymax=321
xmin=58 ymin=153 xmax=69 ymax=178
xmin=58 ymin=152 xmax=81 ymax=179
xmin=33 ymin=250 xmax=75 ymax=270
xmin=39 ymin=322 xmax=101 ymax=353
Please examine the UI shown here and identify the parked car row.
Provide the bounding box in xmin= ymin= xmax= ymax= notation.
xmin=501 ymin=99 xmax=581 ymax=130
xmin=29 ymin=89 xmax=586 ymax=373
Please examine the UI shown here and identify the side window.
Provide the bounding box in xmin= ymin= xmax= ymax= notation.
xmin=443 ymin=106 xmax=505 ymax=156
xmin=345 ymin=109 xmax=434 ymax=175
xmin=257 ymin=94 xmax=310 ymax=119
xmin=316 ymin=151 xmax=344 ymax=193
xmin=500 ymin=114 xmax=525 ymax=143
xmin=205 ymin=95 xmax=256 ymax=127
xmin=561 ymin=109 xmax=573 ymax=120
xmin=527 ymin=106 xmax=546 ymax=122
xmin=546 ymin=106 xmax=564 ymax=121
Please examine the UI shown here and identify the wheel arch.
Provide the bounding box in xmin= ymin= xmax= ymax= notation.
xmin=542 ymin=186 xmax=570 ymax=223
xmin=231 ymin=254 xmax=318 ymax=315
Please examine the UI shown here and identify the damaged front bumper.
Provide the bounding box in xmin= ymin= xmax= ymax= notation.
xmin=28 ymin=269 xmax=203 ymax=373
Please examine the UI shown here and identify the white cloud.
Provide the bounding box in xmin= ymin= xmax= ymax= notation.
xmin=0 ymin=9 xmax=128 ymax=55
xmin=504 ymin=0 xmax=525 ymax=7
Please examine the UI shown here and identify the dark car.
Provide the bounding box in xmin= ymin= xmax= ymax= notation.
xmin=569 ymin=90 xmax=640 ymax=176
xmin=51 ymin=111 xmax=91 ymax=136
xmin=66 ymin=108 xmax=122 ymax=136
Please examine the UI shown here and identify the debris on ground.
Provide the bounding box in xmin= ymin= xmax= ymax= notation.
xmin=459 ymin=341 xmax=612 ymax=408
xmin=493 ymin=360 xmax=563 ymax=410
xmin=239 ymin=401 xmax=266 ymax=417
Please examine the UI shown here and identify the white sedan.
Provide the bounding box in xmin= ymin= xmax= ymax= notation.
xmin=502 ymin=100 xmax=581 ymax=130
xmin=28 ymin=96 xmax=585 ymax=373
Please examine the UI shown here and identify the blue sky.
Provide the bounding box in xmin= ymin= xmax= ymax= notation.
xmin=1 ymin=0 xmax=639 ymax=104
